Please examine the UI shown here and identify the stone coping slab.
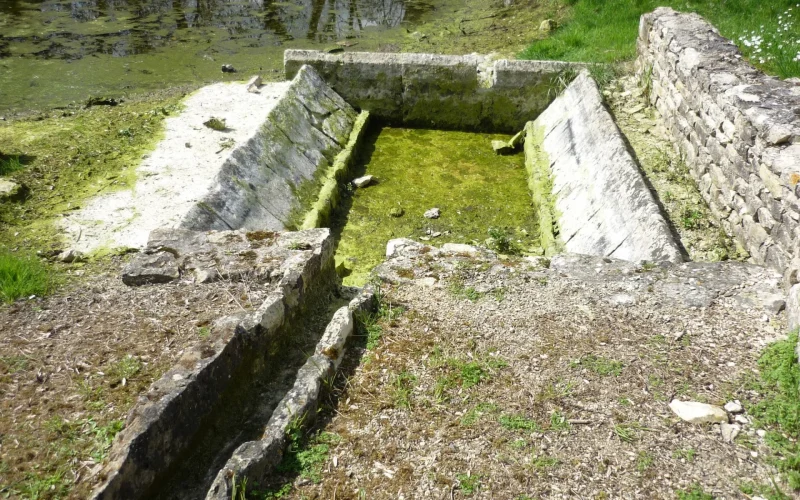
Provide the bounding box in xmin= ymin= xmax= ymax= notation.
xmin=528 ymin=71 xmax=684 ymax=264
xmin=284 ymin=50 xmax=586 ymax=133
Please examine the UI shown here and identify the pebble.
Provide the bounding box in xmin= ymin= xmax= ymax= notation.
xmin=724 ymin=401 xmax=743 ymax=413
xmin=221 ymin=64 xmax=236 ymax=73
xmin=734 ymin=414 xmax=749 ymax=425
xmin=720 ymin=422 xmax=740 ymax=443
xmin=353 ymin=175 xmax=375 ymax=188
xmin=756 ymin=429 xmax=767 ymax=438
xmin=424 ymin=207 xmax=441 ymax=219
xmin=669 ymin=400 xmax=728 ymax=424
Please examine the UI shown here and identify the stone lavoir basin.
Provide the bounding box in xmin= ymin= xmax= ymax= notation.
xmin=80 ymin=8 xmax=800 ymax=496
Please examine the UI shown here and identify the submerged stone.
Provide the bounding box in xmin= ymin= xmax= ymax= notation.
xmin=353 ymin=175 xmax=375 ymax=188
xmin=0 ymin=178 xmax=27 ymax=202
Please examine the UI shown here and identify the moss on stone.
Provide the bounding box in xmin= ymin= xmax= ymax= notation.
xmin=524 ymin=121 xmax=561 ymax=256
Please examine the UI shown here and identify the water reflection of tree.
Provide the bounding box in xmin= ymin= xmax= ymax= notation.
xmin=12 ymin=0 xmax=411 ymax=59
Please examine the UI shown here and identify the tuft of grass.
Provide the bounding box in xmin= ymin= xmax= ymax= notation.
xmin=0 ymin=155 xmax=25 ymax=176
xmin=499 ymin=413 xmax=541 ymax=432
xmin=672 ymin=448 xmax=697 ymax=462
xmin=572 ymin=354 xmax=624 ymax=376
xmin=486 ymin=227 xmax=523 ymax=255
xmin=456 ymin=473 xmax=481 ymax=496
xmin=203 ymin=116 xmax=227 ymax=131
xmin=747 ymin=331 xmax=800 ymax=491
xmin=676 ymin=483 xmax=714 ymax=500
xmin=0 ymin=251 xmax=50 ymax=303
xmin=449 ymin=277 xmax=485 ymax=302
xmin=549 ymin=411 xmax=571 ymax=432
xmin=636 ymin=451 xmax=654 ymax=473
xmin=108 ymin=355 xmax=142 ymax=385
xmin=613 ymin=423 xmax=641 ymax=443
xmin=461 ymin=402 xmax=498 ymax=426
xmin=520 ymin=0 xmax=800 ymax=78
xmin=391 ymin=371 xmax=416 ymax=409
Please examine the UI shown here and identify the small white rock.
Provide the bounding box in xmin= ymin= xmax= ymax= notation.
xmin=757 ymin=429 xmax=767 ymax=438
xmin=734 ymin=414 xmax=749 ymax=425
xmin=720 ymin=422 xmax=741 ymax=443
xmin=424 ymin=207 xmax=441 ymax=219
xmin=669 ymin=400 xmax=728 ymax=424
xmin=353 ymin=175 xmax=375 ymax=188
xmin=724 ymin=401 xmax=743 ymax=414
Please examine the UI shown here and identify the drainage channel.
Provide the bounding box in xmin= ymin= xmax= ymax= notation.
xmin=143 ymin=291 xmax=352 ymax=500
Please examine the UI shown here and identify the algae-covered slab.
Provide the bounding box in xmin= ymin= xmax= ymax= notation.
xmin=530 ymin=71 xmax=683 ymax=263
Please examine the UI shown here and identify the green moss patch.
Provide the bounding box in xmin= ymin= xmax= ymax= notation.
xmin=331 ymin=127 xmax=541 ymax=286
xmin=0 ymin=99 xmax=181 ymax=254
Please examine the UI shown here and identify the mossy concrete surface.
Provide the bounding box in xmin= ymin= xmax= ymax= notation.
xmin=332 ymin=127 xmax=540 ymax=286
xmin=284 ymin=50 xmax=585 ymax=133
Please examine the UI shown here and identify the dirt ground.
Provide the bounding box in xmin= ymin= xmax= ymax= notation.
xmin=266 ymin=251 xmax=789 ymax=499
xmin=0 ymin=258 xmax=270 ymax=499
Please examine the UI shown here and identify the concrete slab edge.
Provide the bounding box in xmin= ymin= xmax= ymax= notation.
xmin=204 ymin=288 xmax=377 ymax=499
xmin=301 ymin=110 xmax=371 ymax=230
xmin=90 ymin=230 xmax=337 ymax=500
xmin=533 ymin=71 xmax=684 ymax=263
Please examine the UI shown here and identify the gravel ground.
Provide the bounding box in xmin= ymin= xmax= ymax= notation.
xmin=0 ymin=258 xmax=271 ymax=498
xmin=266 ymin=247 xmax=789 ymax=499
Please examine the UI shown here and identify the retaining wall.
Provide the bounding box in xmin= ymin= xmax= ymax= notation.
xmin=637 ymin=8 xmax=800 ymax=282
xmin=284 ymin=50 xmax=583 ymax=133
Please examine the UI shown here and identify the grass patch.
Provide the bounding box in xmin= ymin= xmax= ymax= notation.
xmin=0 ymin=251 xmax=50 ymax=303
xmin=462 ymin=402 xmax=499 ymax=426
xmin=572 ymin=354 xmax=624 ymax=376
xmin=520 ymin=0 xmax=800 ymax=78
xmin=676 ymin=483 xmax=715 ymax=500
xmin=499 ymin=413 xmax=542 ymax=432
xmin=746 ymin=331 xmax=800 ymax=491
xmin=391 ymin=371 xmax=416 ymax=409
xmin=456 ymin=473 xmax=481 ymax=496
xmin=0 ymin=98 xmax=181 ymax=253
xmin=0 ymin=155 xmax=25 ymax=176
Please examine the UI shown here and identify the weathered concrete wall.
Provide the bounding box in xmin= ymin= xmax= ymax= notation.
xmin=91 ymin=228 xmax=337 ymax=500
xmin=181 ymin=65 xmax=358 ymax=232
xmin=529 ymin=71 xmax=684 ymax=263
xmin=637 ymin=8 xmax=800 ymax=281
xmin=284 ymin=50 xmax=584 ymax=133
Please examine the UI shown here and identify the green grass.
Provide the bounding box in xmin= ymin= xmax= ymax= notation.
xmin=456 ymin=473 xmax=481 ymax=496
xmin=0 ymin=251 xmax=50 ymax=303
xmin=747 ymin=331 xmax=800 ymax=491
xmin=392 ymin=371 xmax=416 ymax=409
xmin=572 ymin=354 xmax=625 ymax=376
xmin=0 ymin=155 xmax=25 ymax=176
xmin=676 ymin=483 xmax=714 ymax=500
xmin=520 ymin=0 xmax=800 ymax=78
xmin=499 ymin=413 xmax=542 ymax=432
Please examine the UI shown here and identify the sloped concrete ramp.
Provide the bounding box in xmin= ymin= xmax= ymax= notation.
xmin=529 ymin=71 xmax=684 ymax=263
xmin=63 ymin=65 xmax=356 ymax=253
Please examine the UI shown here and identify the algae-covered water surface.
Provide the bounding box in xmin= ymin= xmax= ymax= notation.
xmin=333 ymin=127 xmax=539 ymax=285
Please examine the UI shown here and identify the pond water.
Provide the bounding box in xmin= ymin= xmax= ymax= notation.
xmin=332 ymin=126 xmax=540 ymax=286
xmin=0 ymin=0 xmax=434 ymax=112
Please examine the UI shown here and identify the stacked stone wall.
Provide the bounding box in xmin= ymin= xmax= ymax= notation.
xmin=637 ymin=7 xmax=800 ymax=284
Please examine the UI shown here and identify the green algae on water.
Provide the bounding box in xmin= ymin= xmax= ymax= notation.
xmin=332 ymin=127 xmax=540 ymax=286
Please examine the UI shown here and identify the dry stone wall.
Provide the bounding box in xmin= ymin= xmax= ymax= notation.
xmin=637 ymin=7 xmax=800 ymax=283
xmin=284 ymin=50 xmax=583 ymax=133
